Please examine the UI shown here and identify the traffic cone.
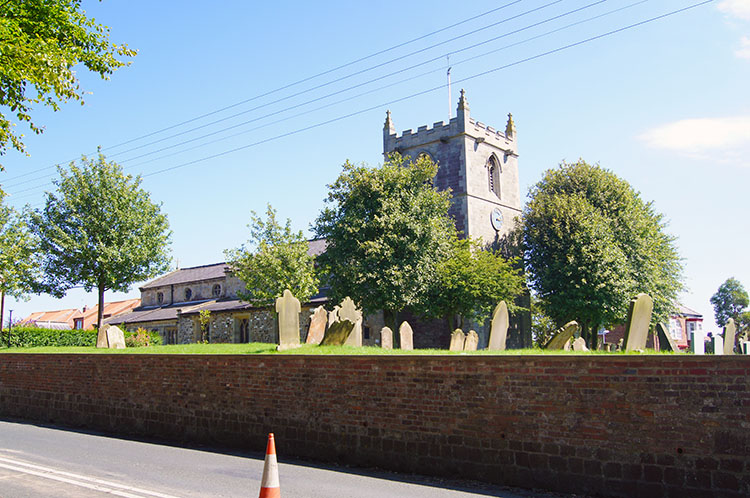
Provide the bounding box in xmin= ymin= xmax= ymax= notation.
xmin=259 ymin=433 xmax=280 ymax=498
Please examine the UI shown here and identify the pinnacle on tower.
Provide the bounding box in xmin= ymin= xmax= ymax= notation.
xmin=384 ymin=110 xmax=395 ymax=135
xmin=505 ymin=113 xmax=516 ymax=139
xmin=457 ymin=89 xmax=470 ymax=112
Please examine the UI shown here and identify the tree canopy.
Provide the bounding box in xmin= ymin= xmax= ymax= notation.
xmin=710 ymin=277 xmax=748 ymax=328
xmin=522 ymin=160 xmax=683 ymax=346
xmin=313 ymin=154 xmax=455 ymax=328
xmin=225 ymin=204 xmax=319 ymax=307
xmin=30 ymin=151 xmax=170 ymax=329
xmin=0 ymin=0 xmax=135 ymax=166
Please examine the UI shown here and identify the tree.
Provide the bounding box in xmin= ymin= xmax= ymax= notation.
xmin=522 ymin=160 xmax=683 ymax=348
xmin=0 ymin=193 xmax=40 ymax=343
xmin=423 ymin=235 xmax=524 ymax=331
xmin=710 ymin=278 xmax=748 ymax=328
xmin=313 ymin=154 xmax=455 ymax=329
xmin=30 ymin=151 xmax=171 ymax=330
xmin=0 ymin=0 xmax=135 ymax=165
xmin=225 ymin=204 xmax=319 ymax=306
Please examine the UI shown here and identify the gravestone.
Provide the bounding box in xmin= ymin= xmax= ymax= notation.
xmin=320 ymin=297 xmax=361 ymax=346
xmin=96 ymin=325 xmax=110 ymax=348
xmin=464 ymin=330 xmax=479 ymax=351
xmin=104 ymin=325 xmax=126 ymax=349
xmin=306 ymin=306 xmax=327 ymax=345
xmin=723 ymin=318 xmax=736 ymax=355
xmin=276 ymin=289 xmax=301 ymax=350
xmin=713 ymin=335 xmax=724 ymax=355
xmin=572 ymin=337 xmax=589 ymax=352
xmin=449 ymin=329 xmax=465 ymax=351
xmin=545 ymin=321 xmax=579 ymax=350
xmin=655 ymin=322 xmax=680 ymax=353
xmin=487 ymin=301 xmax=509 ymax=351
xmin=623 ymin=293 xmax=653 ymax=351
xmin=742 ymin=342 xmax=750 ymax=355
xmin=380 ymin=327 xmax=393 ymax=349
xmin=338 ymin=297 xmax=361 ymax=324
xmin=327 ymin=306 xmax=340 ymax=327
xmin=690 ymin=330 xmax=705 ymax=355
xmin=345 ymin=318 xmax=363 ymax=347
xmin=399 ymin=321 xmax=414 ymax=350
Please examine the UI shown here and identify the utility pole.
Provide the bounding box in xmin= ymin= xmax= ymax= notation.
xmin=7 ymin=309 xmax=12 ymax=347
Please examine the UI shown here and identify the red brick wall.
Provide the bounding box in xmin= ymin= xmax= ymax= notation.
xmin=1 ymin=354 xmax=748 ymax=497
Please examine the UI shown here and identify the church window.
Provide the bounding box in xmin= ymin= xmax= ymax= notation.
xmin=157 ymin=292 xmax=164 ymax=304
xmin=487 ymin=155 xmax=501 ymax=200
xmin=212 ymin=284 xmax=221 ymax=298
xmin=185 ymin=288 xmax=192 ymax=301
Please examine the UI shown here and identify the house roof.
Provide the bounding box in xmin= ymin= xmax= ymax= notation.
xmin=20 ymin=308 xmax=80 ymax=328
xmin=674 ymin=304 xmax=703 ymax=319
xmin=140 ymin=263 xmax=229 ymax=290
xmin=79 ymin=299 xmax=141 ymax=329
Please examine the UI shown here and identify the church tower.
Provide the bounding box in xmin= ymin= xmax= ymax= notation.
xmin=383 ymin=90 xmax=521 ymax=244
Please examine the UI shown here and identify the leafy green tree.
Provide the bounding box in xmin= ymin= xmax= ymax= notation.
xmin=424 ymin=235 xmax=524 ymax=331
xmin=710 ymin=277 xmax=748 ymax=328
xmin=0 ymin=0 xmax=135 ymax=166
xmin=226 ymin=204 xmax=319 ymax=307
xmin=522 ymin=160 xmax=683 ymax=348
xmin=30 ymin=151 xmax=171 ymax=330
xmin=313 ymin=154 xmax=455 ymax=330
xmin=0 ymin=194 xmax=41 ymax=343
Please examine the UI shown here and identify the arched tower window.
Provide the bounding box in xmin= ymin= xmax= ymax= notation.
xmin=487 ymin=155 xmax=501 ymax=200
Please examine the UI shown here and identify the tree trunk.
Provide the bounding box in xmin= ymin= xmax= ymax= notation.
xmin=1 ymin=290 xmax=5 ymax=346
xmin=97 ymin=280 xmax=106 ymax=331
xmin=384 ymin=309 xmax=399 ymax=348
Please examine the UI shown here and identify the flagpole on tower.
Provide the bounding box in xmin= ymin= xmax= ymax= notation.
xmin=446 ymin=54 xmax=452 ymax=121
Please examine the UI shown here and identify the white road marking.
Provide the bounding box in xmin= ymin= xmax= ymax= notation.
xmin=0 ymin=455 xmax=181 ymax=498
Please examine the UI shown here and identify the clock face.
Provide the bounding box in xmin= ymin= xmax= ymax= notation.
xmin=490 ymin=208 xmax=504 ymax=231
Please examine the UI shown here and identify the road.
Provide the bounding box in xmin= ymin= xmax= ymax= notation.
xmin=0 ymin=419 xmax=566 ymax=498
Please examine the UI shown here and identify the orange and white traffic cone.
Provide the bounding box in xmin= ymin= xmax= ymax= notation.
xmin=259 ymin=433 xmax=280 ymax=498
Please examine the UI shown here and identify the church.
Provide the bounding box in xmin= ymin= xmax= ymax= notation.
xmin=107 ymin=91 xmax=526 ymax=347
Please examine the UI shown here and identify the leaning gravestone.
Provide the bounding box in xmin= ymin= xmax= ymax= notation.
xmin=96 ymin=325 xmax=110 ymax=348
xmin=487 ymin=301 xmax=509 ymax=351
xmin=399 ymin=321 xmax=414 ymax=350
xmin=545 ymin=321 xmax=579 ymax=350
xmin=345 ymin=318 xmax=363 ymax=347
xmin=276 ymin=289 xmax=301 ymax=350
xmin=655 ymin=322 xmax=680 ymax=353
xmin=623 ymin=293 xmax=653 ymax=352
xmin=723 ymin=318 xmax=737 ymax=355
xmin=306 ymin=306 xmax=327 ymax=345
xmin=449 ymin=329 xmax=465 ymax=351
xmin=572 ymin=337 xmax=589 ymax=352
xmin=380 ymin=327 xmax=393 ymax=349
xmin=320 ymin=297 xmax=361 ymax=346
xmin=464 ymin=330 xmax=479 ymax=351
xmin=327 ymin=306 xmax=340 ymax=327
xmin=104 ymin=325 xmax=126 ymax=349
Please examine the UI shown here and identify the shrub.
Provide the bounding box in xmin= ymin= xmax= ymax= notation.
xmin=124 ymin=328 xmax=162 ymax=347
xmin=6 ymin=327 xmax=97 ymax=347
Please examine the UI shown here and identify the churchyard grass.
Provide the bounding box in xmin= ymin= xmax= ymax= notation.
xmin=0 ymin=343 xmax=678 ymax=354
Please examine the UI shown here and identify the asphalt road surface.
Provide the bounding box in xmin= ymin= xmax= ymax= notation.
xmin=0 ymin=419 xmax=569 ymax=497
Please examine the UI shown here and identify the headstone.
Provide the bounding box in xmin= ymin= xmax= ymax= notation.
xmin=338 ymin=297 xmax=362 ymax=324
xmin=623 ymin=293 xmax=653 ymax=351
xmin=327 ymin=306 xmax=340 ymax=327
xmin=655 ymin=322 xmax=680 ymax=353
xmin=572 ymin=337 xmax=589 ymax=352
xmin=96 ymin=325 xmax=110 ymax=348
xmin=105 ymin=325 xmax=126 ymax=349
xmin=545 ymin=321 xmax=579 ymax=350
xmin=742 ymin=341 xmax=750 ymax=355
xmin=464 ymin=330 xmax=479 ymax=351
xmin=320 ymin=320 xmax=355 ymax=346
xmin=563 ymin=338 xmax=572 ymax=351
xmin=380 ymin=327 xmax=393 ymax=349
xmin=306 ymin=306 xmax=327 ymax=345
xmin=690 ymin=330 xmax=705 ymax=355
xmin=398 ymin=321 xmax=414 ymax=350
xmin=713 ymin=335 xmax=724 ymax=355
xmin=275 ymin=289 xmax=301 ymax=350
xmin=723 ymin=318 xmax=737 ymax=355
xmin=487 ymin=301 xmax=509 ymax=351
xmin=449 ymin=329 xmax=465 ymax=351
xmin=345 ymin=318 xmax=363 ymax=347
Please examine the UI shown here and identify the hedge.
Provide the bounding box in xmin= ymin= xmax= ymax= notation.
xmin=3 ymin=327 xmax=162 ymax=348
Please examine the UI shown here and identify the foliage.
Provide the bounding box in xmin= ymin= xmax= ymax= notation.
xmin=124 ymin=327 xmax=160 ymax=347
xmin=522 ymin=160 xmax=683 ymax=346
xmin=313 ymin=154 xmax=455 ymax=327
xmin=423 ymin=235 xmax=524 ymax=329
xmin=197 ymin=310 xmax=211 ymax=343
xmin=0 ymin=0 xmax=136 ymax=165
xmin=530 ymin=294 xmax=556 ymax=348
xmin=710 ymin=277 xmax=748 ymax=327
xmin=0 ymin=193 xmax=40 ymax=300
xmin=226 ymin=204 xmax=318 ymax=306
xmin=30 ymin=151 xmax=171 ymax=329
xmin=6 ymin=326 xmax=96 ymax=347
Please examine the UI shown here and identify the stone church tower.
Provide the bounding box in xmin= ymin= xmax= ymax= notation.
xmin=383 ymin=90 xmax=521 ymax=245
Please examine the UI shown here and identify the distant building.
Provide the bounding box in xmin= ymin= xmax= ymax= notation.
xmin=604 ymin=303 xmax=703 ymax=350
xmin=19 ymin=299 xmax=140 ymax=330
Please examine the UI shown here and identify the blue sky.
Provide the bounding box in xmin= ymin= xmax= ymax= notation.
xmin=2 ymin=0 xmax=748 ymax=332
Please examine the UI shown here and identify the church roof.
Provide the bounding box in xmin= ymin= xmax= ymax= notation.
xmin=140 ymin=263 xmax=229 ymax=290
